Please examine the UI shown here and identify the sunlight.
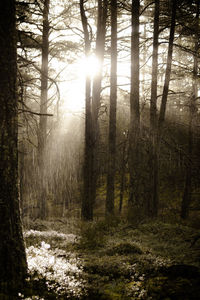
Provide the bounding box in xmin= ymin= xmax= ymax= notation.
xmin=56 ymin=55 xmax=100 ymax=113
xmin=59 ymin=79 xmax=85 ymax=113
xmin=25 ymin=230 xmax=84 ymax=297
xmin=78 ymin=55 xmax=101 ymax=79
xmin=26 ymin=243 xmax=84 ymax=296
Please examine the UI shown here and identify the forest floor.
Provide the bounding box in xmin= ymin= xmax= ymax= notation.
xmin=19 ymin=217 xmax=200 ymax=299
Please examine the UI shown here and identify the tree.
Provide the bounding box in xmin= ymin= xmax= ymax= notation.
xmin=0 ymin=0 xmax=27 ymax=294
xmin=148 ymin=0 xmax=160 ymax=217
xmin=158 ymin=0 xmax=177 ymax=139
xmin=80 ymin=0 xmax=93 ymax=220
xmin=17 ymin=0 xmax=79 ymax=219
xmin=91 ymin=0 xmax=108 ymax=208
xmin=106 ymin=0 xmax=118 ymax=215
xmin=37 ymin=0 xmax=50 ymax=219
xmin=181 ymin=0 xmax=199 ymax=219
xmin=154 ymin=0 xmax=177 ymax=217
xmin=128 ymin=0 xmax=140 ymax=218
xmin=81 ymin=0 xmax=108 ymax=220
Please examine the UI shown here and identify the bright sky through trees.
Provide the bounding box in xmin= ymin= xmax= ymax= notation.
xmin=52 ymin=55 xmax=100 ymax=114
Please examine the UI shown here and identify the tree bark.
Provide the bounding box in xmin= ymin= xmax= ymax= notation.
xmin=37 ymin=0 xmax=50 ymax=219
xmin=128 ymin=0 xmax=140 ymax=216
xmin=0 ymin=0 xmax=27 ymax=294
xmin=80 ymin=0 xmax=93 ymax=220
xmin=106 ymin=0 xmax=117 ymax=215
xmin=119 ymin=136 xmax=127 ymax=213
xmin=154 ymin=0 xmax=177 ymax=217
xmin=181 ymin=0 xmax=199 ymax=219
xmin=149 ymin=0 xmax=160 ymax=217
xmin=81 ymin=0 xmax=108 ymax=221
xmin=157 ymin=0 xmax=177 ymax=135
xmin=91 ymin=0 xmax=108 ymax=208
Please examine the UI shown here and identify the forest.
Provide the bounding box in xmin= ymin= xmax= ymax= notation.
xmin=0 ymin=0 xmax=200 ymax=299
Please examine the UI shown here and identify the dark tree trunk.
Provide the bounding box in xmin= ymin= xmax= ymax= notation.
xmin=0 ymin=0 xmax=27 ymax=294
xmin=38 ymin=0 xmax=50 ymax=219
xmin=106 ymin=0 xmax=117 ymax=215
xmin=92 ymin=0 xmax=108 ymax=132
xmin=154 ymin=0 xmax=177 ymax=217
xmin=80 ymin=0 xmax=93 ymax=220
xmin=128 ymin=0 xmax=140 ymax=217
xmin=81 ymin=0 xmax=108 ymax=221
xmin=119 ymin=137 xmax=127 ymax=213
xmin=181 ymin=0 xmax=199 ymax=219
xmin=91 ymin=0 xmax=108 ymax=208
xmin=148 ymin=0 xmax=160 ymax=217
xmin=157 ymin=0 xmax=177 ymax=134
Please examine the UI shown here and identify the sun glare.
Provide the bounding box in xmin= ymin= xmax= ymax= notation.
xmin=49 ymin=55 xmax=101 ymax=114
xmin=79 ymin=55 xmax=100 ymax=79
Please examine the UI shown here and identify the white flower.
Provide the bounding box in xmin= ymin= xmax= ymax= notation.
xmin=49 ymin=255 xmax=55 ymax=264
xmin=41 ymin=241 xmax=51 ymax=249
xmin=26 ymin=244 xmax=84 ymax=296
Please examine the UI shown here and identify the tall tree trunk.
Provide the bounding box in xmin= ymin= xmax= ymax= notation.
xmin=181 ymin=0 xmax=199 ymax=219
xmin=157 ymin=0 xmax=176 ymax=135
xmin=148 ymin=0 xmax=160 ymax=217
xmin=38 ymin=0 xmax=50 ymax=219
xmin=92 ymin=0 xmax=108 ymax=129
xmin=119 ymin=136 xmax=127 ymax=213
xmin=81 ymin=0 xmax=108 ymax=221
xmin=91 ymin=0 xmax=108 ymax=209
xmin=153 ymin=0 xmax=177 ymax=217
xmin=106 ymin=0 xmax=117 ymax=215
xmin=0 ymin=0 xmax=27 ymax=294
xmin=80 ymin=0 xmax=108 ymax=220
xmin=80 ymin=0 xmax=93 ymax=220
xmin=128 ymin=0 xmax=140 ymax=217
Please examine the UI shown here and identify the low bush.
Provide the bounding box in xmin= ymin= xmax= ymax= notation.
xmin=106 ymin=242 xmax=143 ymax=256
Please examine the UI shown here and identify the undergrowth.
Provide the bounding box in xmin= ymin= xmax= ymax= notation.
xmin=19 ymin=218 xmax=200 ymax=299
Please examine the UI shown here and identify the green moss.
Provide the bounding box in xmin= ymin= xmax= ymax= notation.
xmin=106 ymin=242 xmax=142 ymax=256
xmin=21 ymin=219 xmax=200 ymax=298
xmin=0 ymin=293 xmax=10 ymax=300
xmin=83 ymin=255 xmax=132 ymax=279
xmin=146 ymin=276 xmax=168 ymax=297
xmin=103 ymin=282 xmax=125 ymax=300
xmin=78 ymin=222 xmax=107 ymax=250
xmin=145 ymin=274 xmax=200 ymax=299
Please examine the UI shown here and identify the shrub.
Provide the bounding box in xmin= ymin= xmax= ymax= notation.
xmin=78 ymin=221 xmax=107 ymax=250
xmin=106 ymin=242 xmax=143 ymax=256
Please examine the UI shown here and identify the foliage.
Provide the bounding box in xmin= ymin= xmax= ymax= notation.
xmin=106 ymin=242 xmax=143 ymax=256
xmin=19 ymin=219 xmax=200 ymax=298
xmin=146 ymin=270 xmax=200 ymax=300
xmin=77 ymin=219 xmax=119 ymax=250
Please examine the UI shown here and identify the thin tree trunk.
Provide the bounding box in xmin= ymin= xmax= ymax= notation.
xmin=128 ymin=0 xmax=140 ymax=216
xmin=141 ymin=23 xmax=147 ymax=97
xmin=181 ymin=0 xmax=199 ymax=219
xmin=81 ymin=0 xmax=107 ymax=221
xmin=154 ymin=0 xmax=177 ymax=217
xmin=38 ymin=0 xmax=50 ymax=219
xmin=119 ymin=137 xmax=127 ymax=213
xmin=157 ymin=0 xmax=177 ymax=135
xmin=90 ymin=0 xmax=108 ymax=211
xmin=92 ymin=0 xmax=108 ymax=127
xmin=106 ymin=0 xmax=117 ymax=215
xmin=149 ymin=0 xmax=159 ymax=217
xmin=0 ymin=0 xmax=27 ymax=294
xmin=80 ymin=0 xmax=93 ymax=220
